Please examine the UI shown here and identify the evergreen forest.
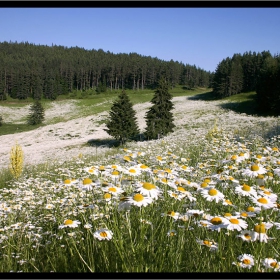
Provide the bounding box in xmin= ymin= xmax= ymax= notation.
xmin=0 ymin=41 xmax=213 ymax=101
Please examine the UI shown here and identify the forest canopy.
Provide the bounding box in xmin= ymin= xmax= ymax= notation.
xmin=0 ymin=41 xmax=213 ymax=101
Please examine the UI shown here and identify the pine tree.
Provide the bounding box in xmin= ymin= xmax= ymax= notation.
xmin=145 ymin=77 xmax=175 ymax=140
xmin=104 ymin=90 xmax=139 ymax=145
xmin=27 ymin=99 xmax=45 ymax=125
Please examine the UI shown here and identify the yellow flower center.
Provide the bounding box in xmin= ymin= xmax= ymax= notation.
xmin=244 ymin=233 xmax=251 ymax=240
xmin=167 ymin=211 xmax=176 ymax=216
xmin=100 ymin=231 xmax=107 ymax=237
xmin=133 ymin=194 xmax=144 ymax=202
xmin=263 ymin=191 xmax=271 ymax=195
xmin=177 ymin=186 xmax=186 ymax=192
xmin=64 ymin=219 xmax=73 ymax=225
xmin=140 ymin=164 xmax=148 ymax=169
xmin=225 ymin=199 xmax=232 ymax=205
xmin=247 ymin=206 xmax=255 ymax=212
xmin=210 ymin=217 xmax=222 ymax=225
xmin=181 ymin=165 xmax=187 ymax=170
xmin=108 ymin=187 xmax=117 ymax=192
xmin=267 ymin=172 xmax=273 ymax=177
xmin=231 ymin=155 xmax=238 ymax=160
xmin=204 ymin=178 xmax=211 ymax=183
xmin=254 ymin=223 xmax=266 ymax=233
xmin=257 ymin=197 xmax=268 ymax=204
xmin=243 ymin=259 xmax=251 ymax=265
xmin=208 ymin=189 xmax=218 ymax=196
xmin=83 ymin=178 xmax=92 ymax=185
xmin=171 ymin=193 xmax=178 ymax=198
xmin=228 ymin=165 xmax=233 ymax=169
xmin=224 ymin=212 xmax=232 ymax=217
xmin=272 ymin=147 xmax=279 ymax=151
xmin=242 ymin=184 xmax=251 ymax=191
xmin=239 ymin=152 xmax=245 ymax=157
xmin=270 ymin=262 xmax=279 ymax=268
xmin=257 ymin=174 xmax=264 ymax=179
xmin=165 ymin=168 xmax=172 ymax=173
xmin=111 ymin=165 xmax=117 ymax=169
xmin=169 ymin=232 xmax=176 ymax=236
xmin=161 ymin=178 xmax=168 ymax=183
xmin=88 ymin=169 xmax=94 ymax=173
xmin=142 ymin=182 xmax=156 ymax=190
xmin=129 ymin=169 xmax=136 ymax=173
xmin=104 ymin=193 xmax=112 ymax=199
xmin=64 ymin=179 xmax=71 ymax=184
xmin=203 ymin=240 xmax=212 ymax=246
xmin=112 ymin=171 xmax=119 ymax=176
xmin=251 ymin=165 xmax=259 ymax=171
xmin=123 ymin=156 xmax=131 ymax=162
xmin=256 ymin=155 xmax=262 ymax=159
xmin=156 ymin=156 xmax=163 ymax=161
xmin=241 ymin=212 xmax=248 ymax=217
xmin=229 ymin=218 xmax=239 ymax=224
xmin=201 ymin=182 xmax=208 ymax=188
xmin=99 ymin=166 xmax=105 ymax=171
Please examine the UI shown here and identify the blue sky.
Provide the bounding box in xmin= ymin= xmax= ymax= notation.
xmin=0 ymin=7 xmax=279 ymax=72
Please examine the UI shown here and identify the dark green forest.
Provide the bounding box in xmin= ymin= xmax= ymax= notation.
xmin=212 ymin=50 xmax=280 ymax=115
xmin=0 ymin=41 xmax=213 ymax=101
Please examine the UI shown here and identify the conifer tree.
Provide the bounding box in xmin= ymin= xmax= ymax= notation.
xmin=104 ymin=90 xmax=139 ymax=145
xmin=145 ymin=77 xmax=175 ymax=140
xmin=27 ymin=99 xmax=45 ymax=125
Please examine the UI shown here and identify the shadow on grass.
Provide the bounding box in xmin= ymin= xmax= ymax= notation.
xmin=87 ymin=138 xmax=121 ymax=148
xmin=187 ymin=91 xmax=219 ymax=101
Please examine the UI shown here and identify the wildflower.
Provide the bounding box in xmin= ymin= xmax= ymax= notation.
xmin=45 ymin=203 xmax=55 ymax=210
xmin=102 ymin=185 xmax=123 ymax=196
xmin=237 ymin=230 xmax=254 ymax=242
xmin=233 ymin=254 xmax=254 ymax=269
xmin=58 ymin=219 xmax=81 ymax=229
xmin=200 ymin=187 xmax=225 ymax=203
xmin=162 ymin=211 xmax=181 ymax=220
xmin=9 ymin=142 xmax=24 ymax=179
xmin=84 ymin=166 xmax=98 ymax=176
xmin=93 ymin=228 xmax=113 ymax=241
xmin=208 ymin=216 xmax=230 ymax=232
xmin=196 ymin=239 xmax=218 ymax=251
xmin=167 ymin=230 xmax=177 ymax=236
xmin=242 ymin=164 xmax=267 ymax=178
xmin=251 ymin=222 xmax=274 ymax=243
xmin=250 ymin=196 xmax=276 ymax=210
xmin=186 ymin=209 xmax=204 ymax=218
xmin=262 ymin=258 xmax=280 ymax=271
xmin=234 ymin=184 xmax=258 ymax=198
xmin=167 ymin=190 xmax=185 ymax=201
xmin=224 ymin=217 xmax=248 ymax=231
xmin=84 ymin=223 xmax=92 ymax=229
xmin=126 ymin=193 xmax=153 ymax=207
xmin=124 ymin=167 xmax=141 ymax=177
xmin=80 ymin=178 xmax=95 ymax=191
xmin=135 ymin=182 xmax=162 ymax=199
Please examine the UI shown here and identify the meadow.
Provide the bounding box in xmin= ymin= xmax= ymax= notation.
xmin=0 ymin=87 xmax=280 ymax=273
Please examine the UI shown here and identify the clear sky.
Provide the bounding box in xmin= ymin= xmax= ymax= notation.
xmin=0 ymin=7 xmax=279 ymax=73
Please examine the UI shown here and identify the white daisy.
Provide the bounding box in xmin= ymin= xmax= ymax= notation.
xmin=126 ymin=193 xmax=153 ymax=207
xmin=135 ymin=182 xmax=162 ymax=200
xmin=93 ymin=228 xmax=113 ymax=241
xmin=250 ymin=196 xmax=276 ymax=210
xmin=196 ymin=239 xmax=218 ymax=251
xmin=262 ymin=258 xmax=280 ymax=271
xmin=58 ymin=219 xmax=81 ymax=229
xmin=200 ymin=187 xmax=225 ymax=203
xmin=233 ymin=254 xmax=254 ymax=269
xmin=242 ymin=164 xmax=267 ymax=178
xmin=251 ymin=222 xmax=274 ymax=243
xmin=236 ymin=230 xmax=254 ymax=242
xmin=224 ymin=217 xmax=248 ymax=231
xmin=234 ymin=184 xmax=258 ymax=198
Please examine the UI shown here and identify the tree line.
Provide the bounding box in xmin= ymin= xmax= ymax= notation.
xmin=212 ymin=50 xmax=280 ymax=115
xmin=0 ymin=41 xmax=213 ymax=101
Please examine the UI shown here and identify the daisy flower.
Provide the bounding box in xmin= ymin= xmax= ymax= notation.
xmin=126 ymin=193 xmax=153 ymax=207
xmin=80 ymin=178 xmax=95 ymax=191
xmin=251 ymin=222 xmax=274 ymax=243
xmin=93 ymin=228 xmax=113 ymax=241
xmin=200 ymin=187 xmax=225 ymax=203
xmin=262 ymin=258 xmax=280 ymax=271
xmin=273 ymin=168 xmax=280 ymax=177
xmin=224 ymin=217 xmax=248 ymax=231
xmin=196 ymin=239 xmax=218 ymax=251
xmin=102 ymin=185 xmax=123 ymax=196
xmin=234 ymin=184 xmax=258 ymax=198
xmin=245 ymin=205 xmax=262 ymax=214
xmin=257 ymin=189 xmax=278 ymax=202
xmin=186 ymin=209 xmax=204 ymax=218
xmin=167 ymin=190 xmax=185 ymax=201
xmin=124 ymin=167 xmax=141 ymax=177
xmin=58 ymin=219 xmax=81 ymax=229
xmin=233 ymin=254 xmax=254 ymax=269
xmin=135 ymin=182 xmax=162 ymax=200
xmin=250 ymin=196 xmax=276 ymax=210
xmin=242 ymin=163 xmax=267 ymax=178
xmin=237 ymin=230 xmax=254 ymax=242
xmin=162 ymin=211 xmax=181 ymax=220
xmin=167 ymin=230 xmax=177 ymax=237
xmin=84 ymin=166 xmax=98 ymax=176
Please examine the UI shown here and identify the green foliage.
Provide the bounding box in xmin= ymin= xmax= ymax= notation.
xmin=256 ymin=55 xmax=280 ymax=115
xmin=0 ymin=115 xmax=3 ymax=126
xmin=27 ymin=100 xmax=45 ymax=125
xmin=145 ymin=78 xmax=175 ymax=140
xmin=96 ymin=82 xmax=107 ymax=94
xmin=104 ymin=90 xmax=140 ymax=145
